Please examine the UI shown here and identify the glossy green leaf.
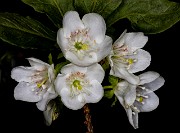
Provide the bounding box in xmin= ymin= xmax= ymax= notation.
xmin=0 ymin=13 xmax=56 ymax=49
xmin=21 ymin=0 xmax=74 ymax=28
xmin=74 ymin=0 xmax=122 ymax=19
xmin=107 ymin=0 xmax=180 ymax=34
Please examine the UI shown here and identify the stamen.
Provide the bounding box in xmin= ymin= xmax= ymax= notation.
xmin=139 ymin=86 xmax=146 ymax=90
xmin=143 ymin=95 xmax=148 ymax=98
xmin=37 ymin=78 xmax=48 ymax=88
xmin=133 ymin=59 xmax=137 ymax=62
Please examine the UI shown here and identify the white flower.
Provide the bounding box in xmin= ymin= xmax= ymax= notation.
xmin=57 ymin=11 xmax=112 ymax=66
xmin=114 ymin=71 xmax=165 ymax=129
xmin=55 ymin=63 xmax=104 ymax=110
xmin=11 ymin=58 xmax=57 ymax=111
xmin=108 ymin=30 xmax=151 ymax=85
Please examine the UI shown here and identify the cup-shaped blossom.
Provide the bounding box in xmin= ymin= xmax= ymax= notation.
xmin=114 ymin=71 xmax=165 ymax=129
xmin=108 ymin=30 xmax=151 ymax=85
xmin=11 ymin=58 xmax=57 ymax=111
xmin=57 ymin=11 xmax=112 ymax=66
xmin=55 ymin=63 xmax=104 ymax=110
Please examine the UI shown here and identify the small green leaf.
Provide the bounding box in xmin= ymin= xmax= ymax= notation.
xmin=74 ymin=0 xmax=122 ymax=19
xmin=55 ymin=61 xmax=69 ymax=75
xmin=57 ymin=53 xmax=64 ymax=59
xmin=107 ymin=0 xmax=180 ymax=34
xmin=0 ymin=13 xmax=56 ymax=49
xmin=48 ymin=53 xmax=53 ymax=65
xmin=21 ymin=0 xmax=74 ymax=28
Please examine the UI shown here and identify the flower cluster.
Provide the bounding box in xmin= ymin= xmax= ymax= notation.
xmin=11 ymin=11 xmax=165 ymax=128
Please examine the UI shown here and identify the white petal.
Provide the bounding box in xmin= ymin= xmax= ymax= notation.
xmin=60 ymin=63 xmax=87 ymax=74
xmin=54 ymin=74 xmax=67 ymax=94
xmin=113 ymin=29 xmax=127 ymax=47
xmin=110 ymin=67 xmax=140 ymax=85
xmin=48 ymin=64 xmax=55 ymax=83
xmin=125 ymin=108 xmax=138 ymax=129
xmin=82 ymin=13 xmax=106 ymax=43
xmin=114 ymin=81 xmax=129 ymax=97
xmin=84 ymin=80 xmax=104 ymax=103
xmin=124 ymin=85 xmax=136 ymax=106
xmin=11 ymin=66 xmax=35 ymax=82
xmin=27 ymin=58 xmax=49 ymax=70
xmin=86 ymin=63 xmax=105 ymax=83
xmin=36 ymin=92 xmax=57 ymax=111
xmin=43 ymin=101 xmax=54 ymax=126
xmin=124 ymin=32 xmax=148 ymax=52
xmin=144 ymin=76 xmax=165 ymax=92
xmin=63 ymin=11 xmax=84 ymax=37
xmin=96 ymin=36 xmax=112 ymax=62
xmin=60 ymin=87 xmax=85 ymax=110
xmin=57 ymin=28 xmax=69 ymax=54
xmin=14 ymin=82 xmax=42 ymax=102
xmin=132 ymin=111 xmax=138 ymax=129
xmin=115 ymin=93 xmax=124 ymax=107
xmin=128 ymin=49 xmax=151 ymax=73
xmin=114 ymin=81 xmax=136 ymax=106
xmin=139 ymin=71 xmax=160 ymax=85
xmin=65 ymin=51 xmax=98 ymax=67
xmin=134 ymin=92 xmax=159 ymax=112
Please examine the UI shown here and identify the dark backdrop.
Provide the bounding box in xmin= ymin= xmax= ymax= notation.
xmin=0 ymin=0 xmax=179 ymax=132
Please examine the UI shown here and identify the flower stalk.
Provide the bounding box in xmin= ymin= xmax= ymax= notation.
xmin=83 ymin=104 xmax=93 ymax=133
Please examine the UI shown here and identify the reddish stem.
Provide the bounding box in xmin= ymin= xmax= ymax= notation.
xmin=83 ymin=104 xmax=93 ymax=133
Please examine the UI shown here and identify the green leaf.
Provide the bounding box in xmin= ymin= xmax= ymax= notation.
xmin=0 ymin=13 xmax=56 ymax=49
xmin=55 ymin=61 xmax=69 ymax=75
xmin=21 ymin=0 xmax=74 ymax=28
xmin=57 ymin=52 xmax=64 ymax=59
xmin=74 ymin=0 xmax=122 ymax=19
xmin=107 ymin=0 xmax=180 ymax=34
xmin=48 ymin=53 xmax=53 ymax=65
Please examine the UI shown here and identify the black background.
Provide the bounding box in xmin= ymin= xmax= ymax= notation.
xmin=0 ymin=0 xmax=179 ymax=132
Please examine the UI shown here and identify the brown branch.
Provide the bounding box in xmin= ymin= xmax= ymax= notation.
xmin=83 ymin=104 xmax=93 ymax=133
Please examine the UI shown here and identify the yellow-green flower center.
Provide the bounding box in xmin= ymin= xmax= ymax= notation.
xmin=136 ymin=96 xmax=144 ymax=103
xmin=74 ymin=42 xmax=89 ymax=50
xmin=73 ymin=80 xmax=82 ymax=90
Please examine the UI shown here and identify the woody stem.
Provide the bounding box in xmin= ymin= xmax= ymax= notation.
xmin=83 ymin=104 xmax=93 ymax=133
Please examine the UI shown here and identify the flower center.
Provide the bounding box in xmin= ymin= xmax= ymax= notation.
xmin=66 ymin=71 xmax=90 ymax=98
xmin=112 ymin=44 xmax=137 ymax=69
xmin=30 ymin=68 xmax=51 ymax=95
xmin=67 ymin=29 xmax=97 ymax=60
xmin=136 ymin=96 xmax=144 ymax=103
xmin=74 ymin=42 xmax=89 ymax=51
xmin=136 ymin=86 xmax=149 ymax=104
xmin=73 ymin=80 xmax=82 ymax=90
